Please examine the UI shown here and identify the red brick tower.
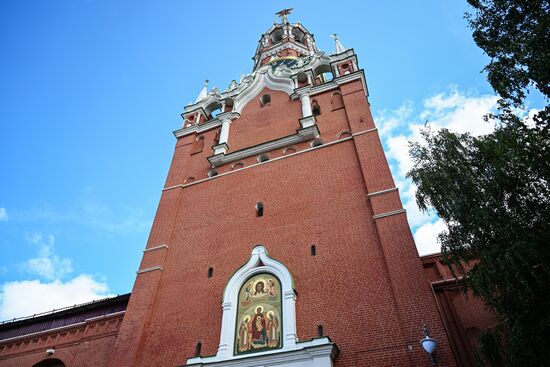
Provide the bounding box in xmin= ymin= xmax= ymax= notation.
xmin=109 ymin=11 xmax=458 ymax=367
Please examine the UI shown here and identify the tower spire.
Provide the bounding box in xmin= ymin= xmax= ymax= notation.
xmin=275 ymin=8 xmax=293 ymax=24
xmin=195 ymin=79 xmax=209 ymax=103
xmin=331 ymin=33 xmax=347 ymax=54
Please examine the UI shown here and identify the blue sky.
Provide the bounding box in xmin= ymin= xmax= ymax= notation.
xmin=0 ymin=1 xmax=530 ymax=320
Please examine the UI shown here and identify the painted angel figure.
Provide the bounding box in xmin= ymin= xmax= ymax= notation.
xmin=241 ymin=282 xmax=253 ymax=306
xmin=266 ymin=278 xmax=277 ymax=297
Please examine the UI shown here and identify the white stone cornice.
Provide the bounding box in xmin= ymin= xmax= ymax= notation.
xmin=290 ymin=70 xmax=368 ymax=99
xmin=368 ymin=187 xmax=398 ymax=197
xmin=207 ymin=125 xmax=319 ymax=167
xmin=143 ymin=244 xmax=169 ymax=252
xmin=294 ymin=85 xmax=311 ymax=97
xmin=216 ymin=111 xmax=238 ymax=121
xmin=185 ymin=338 xmax=338 ymax=367
xmin=373 ymin=208 xmax=407 ymax=220
xmin=328 ymin=48 xmax=356 ymax=60
xmin=334 ymin=69 xmax=368 ymax=96
xmin=163 ymin=129 xmax=378 ymax=191
xmin=174 ymin=112 xmax=240 ymax=138
xmin=136 ymin=266 xmax=164 ymax=274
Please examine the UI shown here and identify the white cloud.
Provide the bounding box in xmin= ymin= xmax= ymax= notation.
xmin=377 ymin=100 xmax=413 ymax=137
xmin=24 ymin=232 xmax=46 ymax=244
xmin=523 ymin=108 xmax=540 ymax=128
xmin=414 ymin=219 xmax=447 ymax=255
xmin=420 ymin=87 xmax=498 ymax=136
xmin=0 ymin=232 xmax=114 ymax=321
xmin=21 ymin=233 xmax=73 ymax=280
xmin=0 ymin=275 xmax=113 ymax=321
xmin=375 ymin=87 xmax=499 ymax=255
xmin=0 ymin=207 xmax=7 ymax=221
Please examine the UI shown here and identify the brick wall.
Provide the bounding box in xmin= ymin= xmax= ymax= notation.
xmin=110 ymin=82 xmax=458 ymax=367
xmin=0 ymin=313 xmax=124 ymax=367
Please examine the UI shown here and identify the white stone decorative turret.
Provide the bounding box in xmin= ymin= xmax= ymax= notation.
xmin=331 ymin=34 xmax=347 ymax=54
xmin=195 ymin=80 xmax=209 ymax=103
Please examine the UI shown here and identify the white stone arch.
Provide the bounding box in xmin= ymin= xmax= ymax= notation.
xmin=305 ymin=51 xmax=332 ymax=75
xmin=232 ymin=67 xmax=295 ymax=114
xmin=216 ymin=245 xmax=297 ymax=359
xmin=186 ymin=245 xmax=337 ymax=366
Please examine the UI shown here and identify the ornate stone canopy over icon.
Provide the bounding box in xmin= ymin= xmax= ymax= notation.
xmin=185 ymin=245 xmax=337 ymax=366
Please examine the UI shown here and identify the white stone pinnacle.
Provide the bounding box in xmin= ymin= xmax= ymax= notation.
xmin=195 ymin=79 xmax=209 ymax=103
xmin=331 ymin=33 xmax=347 ymax=54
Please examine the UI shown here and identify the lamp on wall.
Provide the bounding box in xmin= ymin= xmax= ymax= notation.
xmin=419 ymin=323 xmax=437 ymax=365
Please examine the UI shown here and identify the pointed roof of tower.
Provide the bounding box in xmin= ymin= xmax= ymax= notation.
xmin=195 ymin=80 xmax=209 ymax=103
xmin=331 ymin=34 xmax=347 ymax=54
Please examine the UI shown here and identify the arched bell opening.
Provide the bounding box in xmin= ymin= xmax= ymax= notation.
xmin=296 ymin=72 xmax=309 ymax=87
xmin=313 ymin=64 xmax=333 ymax=84
xmin=292 ymin=28 xmax=305 ymax=44
xmin=205 ymin=101 xmax=222 ymax=120
xmin=270 ymin=28 xmax=284 ymax=43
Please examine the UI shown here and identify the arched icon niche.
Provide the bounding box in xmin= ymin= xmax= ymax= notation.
xmin=235 ymin=273 xmax=282 ymax=355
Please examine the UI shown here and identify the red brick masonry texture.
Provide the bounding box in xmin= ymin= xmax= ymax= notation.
xmin=1 ymin=80 xmax=462 ymax=366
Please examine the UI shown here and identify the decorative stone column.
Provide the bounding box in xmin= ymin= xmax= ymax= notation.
xmin=300 ymin=92 xmax=312 ymax=117
xmin=298 ymin=90 xmax=317 ymax=129
xmin=213 ymin=118 xmax=231 ymax=155
xmin=219 ymin=118 xmax=231 ymax=144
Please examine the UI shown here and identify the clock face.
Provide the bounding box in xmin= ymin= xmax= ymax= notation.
xmin=269 ymin=57 xmax=298 ymax=69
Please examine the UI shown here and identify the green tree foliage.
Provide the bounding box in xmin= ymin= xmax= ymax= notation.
xmin=408 ymin=0 xmax=550 ymax=365
xmin=409 ymin=126 xmax=550 ymax=365
xmin=466 ymin=0 xmax=550 ymax=127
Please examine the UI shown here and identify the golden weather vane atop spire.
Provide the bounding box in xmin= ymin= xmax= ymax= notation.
xmin=275 ymin=8 xmax=293 ymax=24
